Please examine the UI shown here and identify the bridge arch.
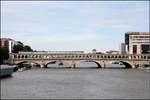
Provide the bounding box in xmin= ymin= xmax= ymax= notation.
xmin=16 ymin=61 xmax=40 ymax=68
xmin=45 ymin=60 xmax=70 ymax=68
xmin=120 ymin=61 xmax=132 ymax=68
xmin=105 ymin=60 xmax=132 ymax=68
xmin=75 ymin=60 xmax=101 ymax=68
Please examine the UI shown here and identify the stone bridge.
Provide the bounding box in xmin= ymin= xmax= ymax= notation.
xmin=9 ymin=53 xmax=150 ymax=69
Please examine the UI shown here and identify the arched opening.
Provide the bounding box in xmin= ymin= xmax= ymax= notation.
xmin=120 ymin=61 xmax=132 ymax=68
xmin=45 ymin=60 xmax=70 ymax=68
xmin=16 ymin=61 xmax=40 ymax=70
xmin=105 ymin=61 xmax=132 ymax=69
xmin=75 ymin=60 xmax=101 ymax=68
xmin=25 ymin=55 xmax=28 ymax=58
xmin=22 ymin=55 xmax=24 ymax=59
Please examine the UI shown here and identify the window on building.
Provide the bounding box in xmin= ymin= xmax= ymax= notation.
xmin=133 ymin=45 xmax=137 ymax=54
xmin=141 ymin=45 xmax=150 ymax=54
xmin=4 ymin=40 xmax=8 ymax=46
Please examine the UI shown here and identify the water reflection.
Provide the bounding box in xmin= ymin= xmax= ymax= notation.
xmin=47 ymin=61 xmax=70 ymax=68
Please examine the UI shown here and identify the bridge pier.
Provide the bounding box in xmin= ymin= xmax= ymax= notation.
xmin=70 ymin=61 xmax=76 ymax=69
xmin=100 ymin=61 xmax=106 ymax=68
xmin=131 ymin=65 xmax=136 ymax=69
xmin=101 ymin=64 xmax=105 ymax=68
xmin=40 ymin=61 xmax=45 ymax=68
xmin=131 ymin=62 xmax=136 ymax=69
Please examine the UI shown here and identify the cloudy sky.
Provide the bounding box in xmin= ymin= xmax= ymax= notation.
xmin=1 ymin=1 xmax=149 ymax=53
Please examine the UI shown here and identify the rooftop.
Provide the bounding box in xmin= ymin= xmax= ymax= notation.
xmin=125 ymin=32 xmax=150 ymax=35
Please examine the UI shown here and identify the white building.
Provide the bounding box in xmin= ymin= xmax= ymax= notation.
xmin=0 ymin=38 xmax=18 ymax=53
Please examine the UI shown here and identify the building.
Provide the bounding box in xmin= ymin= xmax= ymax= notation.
xmin=92 ymin=49 xmax=97 ymax=54
xmin=105 ymin=50 xmax=119 ymax=54
xmin=119 ymin=43 xmax=126 ymax=54
xmin=125 ymin=32 xmax=150 ymax=54
xmin=0 ymin=38 xmax=18 ymax=53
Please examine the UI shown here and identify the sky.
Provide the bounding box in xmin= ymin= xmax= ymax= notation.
xmin=1 ymin=1 xmax=149 ymax=53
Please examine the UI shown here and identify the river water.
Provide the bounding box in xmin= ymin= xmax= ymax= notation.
xmin=1 ymin=67 xmax=150 ymax=99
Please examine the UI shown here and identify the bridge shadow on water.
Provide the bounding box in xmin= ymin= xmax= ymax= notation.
xmin=45 ymin=66 xmax=129 ymax=69
xmin=0 ymin=75 xmax=13 ymax=80
xmin=46 ymin=67 xmax=71 ymax=69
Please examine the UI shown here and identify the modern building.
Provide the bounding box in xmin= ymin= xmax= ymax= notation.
xmin=125 ymin=32 xmax=150 ymax=54
xmin=119 ymin=43 xmax=126 ymax=54
xmin=0 ymin=38 xmax=18 ymax=53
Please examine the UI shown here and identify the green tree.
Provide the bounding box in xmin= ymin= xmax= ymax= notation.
xmin=0 ymin=46 xmax=9 ymax=64
xmin=23 ymin=45 xmax=33 ymax=52
xmin=17 ymin=41 xmax=23 ymax=45
xmin=13 ymin=44 xmax=24 ymax=53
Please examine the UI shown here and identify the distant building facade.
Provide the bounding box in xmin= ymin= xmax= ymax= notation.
xmin=92 ymin=49 xmax=97 ymax=54
xmin=119 ymin=43 xmax=126 ymax=54
xmin=0 ymin=38 xmax=18 ymax=53
xmin=19 ymin=51 xmax=84 ymax=54
xmin=125 ymin=32 xmax=150 ymax=54
xmin=106 ymin=50 xmax=119 ymax=54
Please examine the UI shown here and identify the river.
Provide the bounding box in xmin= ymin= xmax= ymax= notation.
xmin=1 ymin=67 xmax=149 ymax=99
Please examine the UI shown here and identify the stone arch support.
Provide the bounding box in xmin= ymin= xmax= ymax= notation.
xmin=44 ymin=60 xmax=75 ymax=68
xmin=75 ymin=60 xmax=102 ymax=68
xmin=120 ymin=61 xmax=135 ymax=69
xmin=65 ymin=60 xmax=77 ymax=68
xmin=99 ymin=61 xmax=106 ymax=68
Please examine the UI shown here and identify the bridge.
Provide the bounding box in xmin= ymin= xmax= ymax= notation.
xmin=9 ymin=53 xmax=150 ymax=69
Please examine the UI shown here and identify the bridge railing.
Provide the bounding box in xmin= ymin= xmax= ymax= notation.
xmin=10 ymin=53 xmax=150 ymax=61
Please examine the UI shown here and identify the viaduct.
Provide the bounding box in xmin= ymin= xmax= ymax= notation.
xmin=9 ymin=53 xmax=150 ymax=69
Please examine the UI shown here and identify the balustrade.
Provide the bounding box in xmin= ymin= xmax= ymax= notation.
xmin=11 ymin=53 xmax=149 ymax=61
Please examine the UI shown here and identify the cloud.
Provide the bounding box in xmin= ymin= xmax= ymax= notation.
xmin=3 ymin=32 xmax=105 ymax=43
xmin=1 ymin=1 xmax=149 ymax=52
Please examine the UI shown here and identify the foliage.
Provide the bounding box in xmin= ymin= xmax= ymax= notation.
xmin=17 ymin=41 xmax=23 ymax=45
xmin=13 ymin=44 xmax=24 ymax=53
xmin=0 ymin=46 xmax=9 ymax=63
xmin=96 ymin=52 xmax=103 ymax=54
xmin=12 ymin=44 xmax=33 ymax=53
xmin=23 ymin=45 xmax=33 ymax=52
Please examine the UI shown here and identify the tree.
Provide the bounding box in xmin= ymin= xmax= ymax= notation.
xmin=13 ymin=44 xmax=24 ymax=53
xmin=96 ymin=52 xmax=103 ymax=54
xmin=12 ymin=44 xmax=33 ymax=53
xmin=0 ymin=46 xmax=9 ymax=64
xmin=17 ymin=41 xmax=24 ymax=45
xmin=23 ymin=45 xmax=33 ymax=52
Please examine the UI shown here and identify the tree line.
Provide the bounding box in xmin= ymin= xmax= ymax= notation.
xmin=12 ymin=42 xmax=33 ymax=53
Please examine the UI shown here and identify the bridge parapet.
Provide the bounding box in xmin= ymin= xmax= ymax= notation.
xmin=11 ymin=53 xmax=150 ymax=61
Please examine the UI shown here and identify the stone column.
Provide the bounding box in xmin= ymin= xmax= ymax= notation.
xmin=137 ymin=44 xmax=141 ymax=54
xmin=71 ymin=61 xmax=76 ymax=69
xmin=40 ymin=61 xmax=45 ymax=68
xmin=100 ymin=61 xmax=105 ymax=68
xmin=132 ymin=64 xmax=136 ymax=69
xmin=131 ymin=61 xmax=136 ymax=69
